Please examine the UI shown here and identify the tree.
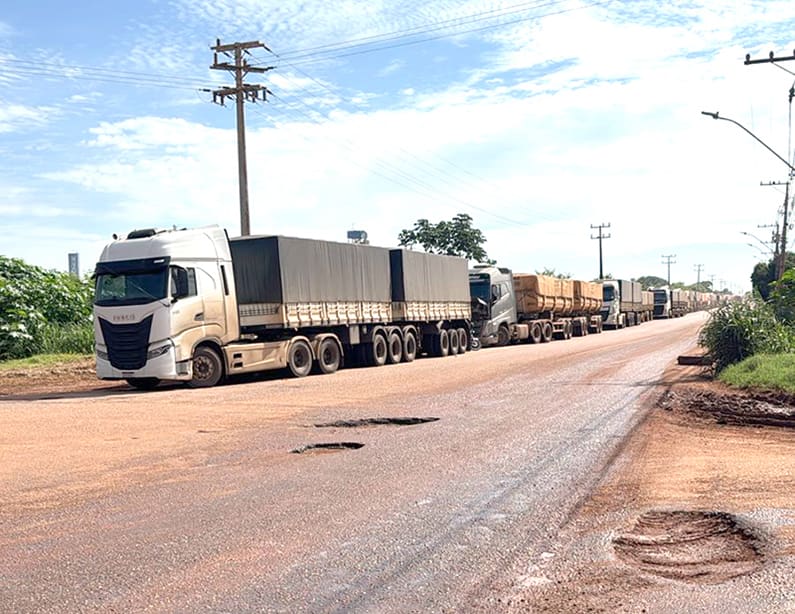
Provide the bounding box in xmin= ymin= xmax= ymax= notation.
xmin=636 ymin=275 xmax=667 ymax=289
xmin=535 ymin=268 xmax=571 ymax=279
xmin=398 ymin=213 xmax=492 ymax=263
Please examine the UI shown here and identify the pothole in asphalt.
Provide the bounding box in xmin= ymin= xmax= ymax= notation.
xmin=613 ymin=510 xmax=763 ymax=584
xmin=313 ymin=417 xmax=440 ymax=428
xmin=291 ymin=442 xmax=364 ymax=454
xmin=659 ymin=388 xmax=795 ymax=429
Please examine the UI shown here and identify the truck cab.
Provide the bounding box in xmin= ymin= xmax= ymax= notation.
xmin=652 ymin=288 xmax=671 ymax=318
xmin=468 ymin=266 xmax=517 ymax=346
xmin=93 ymin=226 xmax=238 ymax=388
xmin=600 ymin=280 xmax=624 ymax=328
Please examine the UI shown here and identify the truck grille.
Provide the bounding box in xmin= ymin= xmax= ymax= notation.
xmin=98 ymin=315 xmax=153 ymax=370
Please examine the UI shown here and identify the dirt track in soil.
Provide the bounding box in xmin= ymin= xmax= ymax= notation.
xmin=499 ymin=359 xmax=795 ymax=613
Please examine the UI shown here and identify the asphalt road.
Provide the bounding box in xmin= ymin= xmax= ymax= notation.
xmin=0 ymin=313 xmax=706 ymax=613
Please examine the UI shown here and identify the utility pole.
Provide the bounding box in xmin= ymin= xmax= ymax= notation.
xmin=661 ymin=254 xmax=676 ymax=287
xmin=745 ymin=51 xmax=795 ymax=280
xmin=693 ymin=263 xmax=704 ymax=310
xmin=760 ymin=181 xmax=790 ymax=279
xmin=211 ymin=39 xmax=273 ymax=236
xmin=590 ymin=223 xmax=611 ymax=279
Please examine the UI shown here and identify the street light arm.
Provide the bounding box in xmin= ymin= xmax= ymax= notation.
xmin=701 ymin=111 xmax=795 ymax=175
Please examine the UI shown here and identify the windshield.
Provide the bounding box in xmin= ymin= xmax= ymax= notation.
xmin=602 ymin=285 xmax=615 ymax=302
xmin=469 ymin=279 xmax=491 ymax=303
xmin=94 ymin=258 xmax=170 ymax=306
xmin=653 ymin=291 xmax=668 ymax=304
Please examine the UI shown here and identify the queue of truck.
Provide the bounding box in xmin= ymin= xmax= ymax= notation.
xmin=92 ymin=226 xmax=724 ymax=389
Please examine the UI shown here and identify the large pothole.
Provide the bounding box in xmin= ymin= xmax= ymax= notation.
xmin=291 ymin=442 xmax=364 ymax=454
xmin=613 ymin=510 xmax=763 ymax=583
xmin=314 ymin=417 xmax=440 ymax=428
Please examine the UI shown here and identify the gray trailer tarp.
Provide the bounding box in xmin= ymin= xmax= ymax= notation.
xmin=389 ymin=249 xmax=470 ymax=302
xmin=230 ymin=235 xmax=392 ymax=304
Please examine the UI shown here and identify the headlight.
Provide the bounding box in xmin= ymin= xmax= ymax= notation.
xmin=96 ymin=349 xmax=108 ymax=360
xmin=147 ymin=344 xmax=171 ymax=359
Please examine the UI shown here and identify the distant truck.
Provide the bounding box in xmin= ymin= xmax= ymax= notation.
xmin=469 ymin=266 xmax=603 ymax=347
xmin=600 ymin=279 xmax=653 ymax=328
xmin=93 ymin=226 xmax=471 ymax=389
xmin=652 ymin=287 xmax=672 ymax=319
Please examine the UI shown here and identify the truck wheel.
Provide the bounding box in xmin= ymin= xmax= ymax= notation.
xmin=448 ymin=329 xmax=459 ymax=355
xmin=190 ymin=346 xmax=224 ymax=387
xmin=402 ymin=331 xmax=417 ymax=362
xmin=541 ymin=322 xmax=553 ymax=343
xmin=287 ymin=340 xmax=313 ymax=377
xmin=126 ymin=377 xmax=160 ymax=390
xmin=530 ymin=323 xmax=542 ymax=344
xmin=435 ymin=330 xmax=450 ymax=357
xmin=457 ymin=328 xmax=468 ymax=353
xmin=367 ymin=334 xmax=388 ymax=367
xmin=316 ymin=338 xmax=341 ymax=374
xmin=387 ymin=331 xmax=403 ymax=364
xmin=496 ymin=325 xmax=510 ymax=347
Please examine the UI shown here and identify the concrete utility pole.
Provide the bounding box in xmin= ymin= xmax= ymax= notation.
xmin=745 ymin=50 xmax=795 ymax=280
xmin=661 ymin=254 xmax=676 ymax=287
xmin=211 ymin=39 xmax=273 ymax=236
xmin=693 ymin=263 xmax=704 ymax=310
xmin=590 ymin=222 xmax=611 ymax=280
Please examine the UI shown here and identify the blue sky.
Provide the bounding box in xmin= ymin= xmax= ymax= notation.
xmin=2 ymin=0 xmax=795 ymax=292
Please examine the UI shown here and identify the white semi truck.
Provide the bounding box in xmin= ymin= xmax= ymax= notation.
xmin=93 ymin=226 xmax=471 ymax=389
xmin=600 ymin=279 xmax=653 ymax=328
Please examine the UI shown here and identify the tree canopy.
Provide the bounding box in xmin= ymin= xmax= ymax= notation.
xmin=751 ymin=253 xmax=795 ymax=300
xmin=397 ymin=213 xmax=492 ymax=263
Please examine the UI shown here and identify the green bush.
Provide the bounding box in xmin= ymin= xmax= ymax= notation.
xmin=34 ymin=322 xmax=95 ymax=355
xmin=0 ymin=256 xmax=94 ymax=360
xmin=698 ymin=299 xmax=793 ymax=373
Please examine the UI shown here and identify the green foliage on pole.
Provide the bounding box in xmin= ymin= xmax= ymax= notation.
xmin=0 ymin=256 xmax=94 ymax=360
xmin=397 ymin=213 xmax=494 ymax=263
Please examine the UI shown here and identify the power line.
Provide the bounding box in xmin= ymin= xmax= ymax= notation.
xmin=261 ymin=0 xmax=607 ymax=67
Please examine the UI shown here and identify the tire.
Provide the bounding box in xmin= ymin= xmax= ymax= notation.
xmin=496 ymin=324 xmax=510 ymax=347
xmin=448 ymin=328 xmax=459 ymax=355
xmin=316 ymin=338 xmax=341 ymax=374
xmin=541 ymin=322 xmax=553 ymax=343
xmin=402 ymin=331 xmax=417 ymax=363
xmin=387 ymin=331 xmax=403 ymax=364
xmin=190 ymin=346 xmax=224 ymax=387
xmin=436 ymin=329 xmax=450 ymax=357
xmin=367 ymin=333 xmax=388 ymax=367
xmin=565 ymin=320 xmax=573 ymax=339
xmin=530 ymin=322 xmax=542 ymax=344
xmin=287 ymin=339 xmax=313 ymax=378
xmin=457 ymin=328 xmax=468 ymax=353
xmin=126 ymin=377 xmax=160 ymax=390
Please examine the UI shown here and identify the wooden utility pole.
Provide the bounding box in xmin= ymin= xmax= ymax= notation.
xmin=211 ymin=40 xmax=273 ymax=236
xmin=590 ymin=223 xmax=611 ymax=280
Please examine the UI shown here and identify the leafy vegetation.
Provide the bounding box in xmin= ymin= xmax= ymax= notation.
xmin=751 ymin=252 xmax=795 ymax=301
xmin=699 ymin=299 xmax=793 ymax=374
xmin=398 ymin=213 xmax=493 ymax=263
xmin=0 ymin=256 xmax=94 ymax=360
xmin=719 ymin=353 xmax=795 ymax=394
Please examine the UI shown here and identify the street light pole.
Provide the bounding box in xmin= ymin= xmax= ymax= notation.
xmin=702 ymin=111 xmax=795 ymax=280
xmin=700 ymin=112 xmax=795 ymax=175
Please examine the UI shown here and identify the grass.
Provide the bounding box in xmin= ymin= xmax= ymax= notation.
xmin=719 ymin=353 xmax=795 ymax=394
xmin=0 ymin=353 xmax=92 ymax=371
